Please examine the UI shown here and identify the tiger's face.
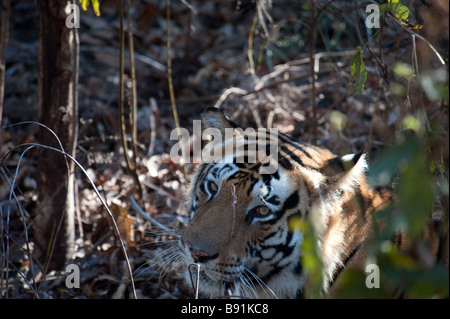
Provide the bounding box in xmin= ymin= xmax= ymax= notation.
xmin=172 ymin=108 xmax=387 ymax=298
xmin=181 ymin=160 xmax=307 ymax=298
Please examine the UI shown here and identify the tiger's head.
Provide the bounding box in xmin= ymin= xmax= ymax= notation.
xmin=175 ymin=108 xmax=390 ymax=298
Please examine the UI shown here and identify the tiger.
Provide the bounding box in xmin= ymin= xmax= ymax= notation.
xmin=163 ymin=107 xmax=393 ymax=299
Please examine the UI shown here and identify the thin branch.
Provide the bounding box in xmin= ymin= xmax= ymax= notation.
xmin=118 ymin=0 xmax=145 ymax=206
xmin=310 ymin=0 xmax=317 ymax=143
xmin=166 ymin=0 xmax=188 ymax=183
xmin=0 ymin=0 xmax=10 ymax=126
xmin=214 ymin=67 xmax=335 ymax=109
xmin=248 ymin=12 xmax=258 ymax=78
xmin=129 ymin=196 xmax=174 ymax=233
xmin=0 ymin=251 xmax=40 ymax=298
xmin=125 ymin=0 xmax=145 ymax=207
xmin=118 ymin=0 xmax=130 ymax=171
xmin=2 ymin=142 xmax=138 ymax=299
xmin=389 ymin=15 xmax=446 ymax=66
xmin=354 ymin=0 xmax=388 ymax=84
xmin=126 ymin=0 xmax=138 ymax=157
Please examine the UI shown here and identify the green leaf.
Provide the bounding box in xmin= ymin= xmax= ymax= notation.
xmin=79 ymin=0 xmax=101 ymax=16
xmin=367 ymin=138 xmax=421 ymax=187
xmin=393 ymin=62 xmax=414 ymax=80
xmin=402 ymin=115 xmax=421 ymax=133
xmin=349 ymin=46 xmax=367 ymax=95
xmin=331 ymin=269 xmax=387 ymax=298
xmin=397 ymin=153 xmax=433 ymax=240
xmin=80 ymin=0 xmax=88 ymax=11
xmin=369 ymin=137 xmax=433 ymax=240
xmin=380 ymin=2 xmax=410 ymax=21
xmin=92 ymin=0 xmax=101 ymax=16
xmin=289 ymin=217 xmax=323 ymax=298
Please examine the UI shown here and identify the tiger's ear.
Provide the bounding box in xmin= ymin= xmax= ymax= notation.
xmin=201 ymin=107 xmax=237 ymax=134
xmin=323 ymin=152 xmax=368 ymax=192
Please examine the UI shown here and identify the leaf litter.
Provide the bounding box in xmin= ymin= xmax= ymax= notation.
xmin=1 ymin=0 xmax=448 ymax=299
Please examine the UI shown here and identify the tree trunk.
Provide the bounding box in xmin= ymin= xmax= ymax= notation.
xmin=34 ymin=0 xmax=78 ymax=271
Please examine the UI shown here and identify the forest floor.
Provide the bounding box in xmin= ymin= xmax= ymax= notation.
xmin=1 ymin=0 xmax=448 ymax=298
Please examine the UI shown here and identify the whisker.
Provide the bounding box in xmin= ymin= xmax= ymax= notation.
xmin=156 ymin=248 xmax=182 ymax=274
xmin=144 ymin=246 xmax=183 ymax=289
xmin=134 ymin=249 xmax=173 ymax=279
xmin=135 ymin=245 xmax=182 ymax=281
xmin=133 ymin=260 xmax=158 ymax=280
xmin=146 ymin=228 xmax=181 ymax=237
xmin=238 ymin=275 xmax=251 ymax=298
xmin=241 ymin=271 xmax=259 ymax=298
xmin=156 ymin=255 xmax=183 ymax=288
xmin=137 ymin=239 xmax=179 ymax=248
xmin=244 ymin=267 xmax=278 ymax=299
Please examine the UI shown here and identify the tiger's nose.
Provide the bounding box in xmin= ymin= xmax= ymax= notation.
xmin=186 ymin=241 xmax=216 ymax=263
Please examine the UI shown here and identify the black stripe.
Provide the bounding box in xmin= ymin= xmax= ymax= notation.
xmin=198 ymin=163 xmax=214 ymax=184
xmin=217 ymin=163 xmax=233 ymax=176
xmin=262 ymin=230 xmax=278 ymax=242
xmin=293 ymin=261 xmax=303 ymax=276
xmin=246 ymin=174 xmax=259 ymax=196
xmin=211 ymin=164 xmax=233 ymax=179
xmin=266 ymin=192 xmax=300 ymax=225
xmin=261 ymin=265 xmax=283 ymax=284
xmin=278 ymin=154 xmax=294 ymax=170
xmin=259 ymin=241 xmax=296 ymax=282
xmin=265 ymin=195 xmax=280 ymax=206
xmin=195 ymin=165 xmax=209 ymax=194
xmin=295 ymin=287 xmax=305 ymax=299
xmin=195 ymin=164 xmax=215 ymax=197
xmin=279 ymin=132 xmax=309 ymax=148
xmin=262 ymin=170 xmax=280 ymax=183
xmin=280 ymin=146 xmax=304 ymax=167
xmin=279 ymin=133 xmax=314 ymax=160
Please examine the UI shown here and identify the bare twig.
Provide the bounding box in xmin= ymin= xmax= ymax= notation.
xmin=248 ymin=12 xmax=259 ymax=78
xmin=126 ymin=0 xmax=146 ymax=207
xmin=188 ymin=263 xmax=201 ymax=299
xmin=118 ymin=0 xmax=129 ymax=169
xmin=0 ymin=251 xmax=39 ymax=298
xmin=0 ymin=0 xmax=10 ymax=126
xmin=126 ymin=0 xmax=138 ymax=166
xmin=2 ymin=142 xmax=138 ymax=299
xmin=388 ymin=15 xmax=446 ymax=66
xmin=81 ymin=46 xmax=166 ymax=72
xmin=141 ymin=180 xmax=183 ymax=203
xmin=214 ymin=67 xmax=335 ymax=109
xmin=166 ymin=0 xmax=188 ymax=183
xmin=1 ymin=121 xmax=75 ymax=297
xmin=129 ymin=195 xmax=174 ymax=234
xmin=309 ymin=0 xmax=317 ymax=143
xmin=1 ymin=159 xmax=41 ymax=297
xmin=118 ymin=0 xmax=145 ymax=206
xmin=354 ymin=0 xmax=388 ymax=83
xmin=148 ymin=98 xmax=158 ymax=157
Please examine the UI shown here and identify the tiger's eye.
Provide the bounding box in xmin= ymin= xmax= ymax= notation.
xmin=209 ymin=181 xmax=218 ymax=192
xmin=256 ymin=206 xmax=271 ymax=216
